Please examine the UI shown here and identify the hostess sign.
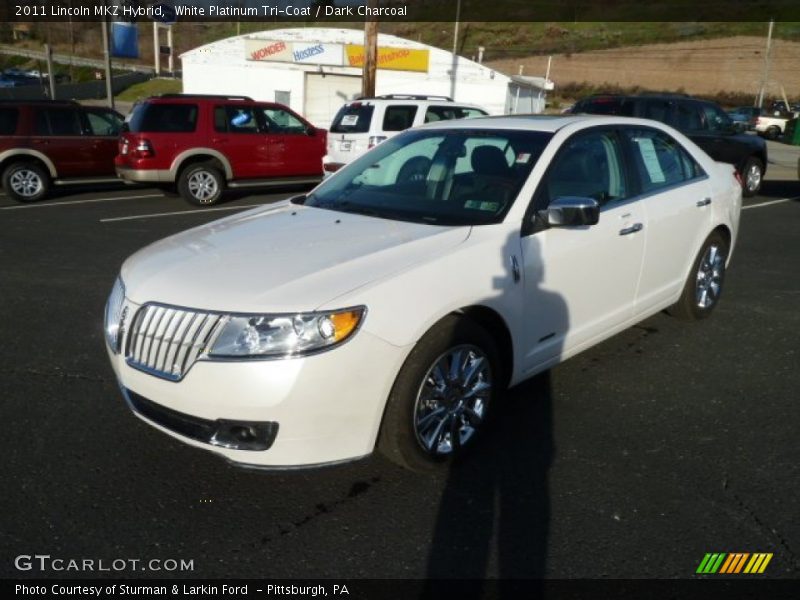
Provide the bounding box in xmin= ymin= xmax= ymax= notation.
xmin=245 ymin=39 xmax=429 ymax=73
xmin=245 ymin=39 xmax=343 ymax=67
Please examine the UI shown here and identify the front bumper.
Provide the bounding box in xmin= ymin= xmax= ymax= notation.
xmin=108 ymin=303 xmax=411 ymax=468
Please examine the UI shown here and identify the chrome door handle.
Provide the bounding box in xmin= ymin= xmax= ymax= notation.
xmin=619 ymin=223 xmax=643 ymax=236
xmin=697 ymin=197 xmax=712 ymax=207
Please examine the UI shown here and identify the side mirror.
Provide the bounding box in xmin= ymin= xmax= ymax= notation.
xmin=120 ymin=122 xmax=130 ymax=133
xmin=306 ymin=126 xmax=317 ymax=136
xmin=539 ymin=196 xmax=600 ymax=227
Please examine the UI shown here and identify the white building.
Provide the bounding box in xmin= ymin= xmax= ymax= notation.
xmin=181 ymin=28 xmax=553 ymax=128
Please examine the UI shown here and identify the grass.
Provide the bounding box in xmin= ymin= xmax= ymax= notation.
xmin=116 ymin=77 xmax=182 ymax=102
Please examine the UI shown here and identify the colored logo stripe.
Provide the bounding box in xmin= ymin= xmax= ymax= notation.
xmin=744 ymin=553 xmax=773 ymax=574
xmin=697 ymin=552 xmax=773 ymax=574
xmin=719 ymin=553 xmax=749 ymax=573
xmin=697 ymin=553 xmax=727 ymax=574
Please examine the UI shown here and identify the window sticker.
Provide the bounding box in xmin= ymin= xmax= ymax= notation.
xmin=516 ymin=152 xmax=531 ymax=164
xmin=464 ymin=200 xmax=500 ymax=211
xmin=634 ymin=137 xmax=666 ymax=183
xmin=341 ymin=114 xmax=359 ymax=126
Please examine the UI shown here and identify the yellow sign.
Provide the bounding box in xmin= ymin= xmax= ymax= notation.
xmin=345 ymin=45 xmax=429 ymax=73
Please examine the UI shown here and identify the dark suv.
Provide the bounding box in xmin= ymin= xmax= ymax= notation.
xmin=115 ymin=94 xmax=327 ymax=206
xmin=0 ymin=100 xmax=124 ymax=202
xmin=570 ymin=94 xmax=768 ymax=196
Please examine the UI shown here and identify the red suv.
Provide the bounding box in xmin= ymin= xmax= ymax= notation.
xmin=0 ymin=99 xmax=123 ymax=202
xmin=115 ymin=94 xmax=327 ymax=206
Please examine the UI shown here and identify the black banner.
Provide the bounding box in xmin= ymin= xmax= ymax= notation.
xmin=5 ymin=579 xmax=800 ymax=600
xmin=3 ymin=0 xmax=800 ymax=23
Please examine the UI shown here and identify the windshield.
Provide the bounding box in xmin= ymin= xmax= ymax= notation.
xmin=303 ymin=128 xmax=552 ymax=226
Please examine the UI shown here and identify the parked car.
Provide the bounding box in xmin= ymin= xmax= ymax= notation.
xmin=105 ymin=115 xmax=742 ymax=472
xmin=727 ymin=106 xmax=761 ymax=131
xmin=115 ymin=94 xmax=327 ymax=206
xmin=0 ymin=99 xmax=124 ymax=202
xmin=323 ymin=94 xmax=488 ymax=175
xmin=570 ymin=94 xmax=768 ymax=196
xmin=754 ymin=113 xmax=790 ymax=140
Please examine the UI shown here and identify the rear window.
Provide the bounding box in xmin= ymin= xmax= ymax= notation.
xmin=330 ymin=104 xmax=374 ymax=134
xmin=128 ymin=103 xmax=198 ymax=133
xmin=0 ymin=108 xmax=18 ymax=134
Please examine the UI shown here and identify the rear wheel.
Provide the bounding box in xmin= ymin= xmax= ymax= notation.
xmin=2 ymin=162 xmax=50 ymax=203
xmin=765 ymin=125 xmax=781 ymax=140
xmin=741 ymin=157 xmax=763 ymax=197
xmin=378 ymin=316 xmax=501 ymax=472
xmin=178 ymin=162 xmax=224 ymax=206
xmin=667 ymin=232 xmax=728 ymax=321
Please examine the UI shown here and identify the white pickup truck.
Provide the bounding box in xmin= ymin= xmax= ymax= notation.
xmin=755 ymin=112 xmax=797 ymax=140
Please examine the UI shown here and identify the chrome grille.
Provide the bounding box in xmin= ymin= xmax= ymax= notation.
xmin=125 ymin=304 xmax=224 ymax=381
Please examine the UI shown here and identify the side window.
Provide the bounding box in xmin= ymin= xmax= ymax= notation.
xmin=700 ymin=104 xmax=732 ymax=132
xmin=35 ymin=109 xmax=82 ymax=136
xmin=542 ymin=131 xmax=628 ymax=208
xmin=673 ymin=102 xmax=702 ymax=131
xmin=218 ymin=105 xmax=259 ymax=133
xmin=0 ymin=108 xmax=19 ymax=134
xmin=85 ymin=110 xmax=121 ymax=136
xmin=640 ymin=99 xmax=673 ymax=124
xmin=382 ymin=105 xmax=418 ymax=131
xmin=424 ymin=105 xmax=486 ymax=123
xmin=623 ymin=128 xmax=698 ymax=193
xmin=261 ymin=107 xmax=307 ymax=134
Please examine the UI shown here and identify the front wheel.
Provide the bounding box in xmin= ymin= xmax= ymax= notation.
xmin=2 ymin=162 xmax=50 ymax=203
xmin=667 ymin=232 xmax=729 ymax=321
xmin=741 ymin=157 xmax=763 ymax=198
xmin=378 ymin=316 xmax=501 ymax=472
xmin=178 ymin=162 xmax=224 ymax=206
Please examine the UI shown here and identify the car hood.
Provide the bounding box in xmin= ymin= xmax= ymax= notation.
xmin=121 ymin=201 xmax=471 ymax=313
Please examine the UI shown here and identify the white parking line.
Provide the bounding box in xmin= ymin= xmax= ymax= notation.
xmin=100 ymin=203 xmax=266 ymax=222
xmin=742 ymin=197 xmax=796 ymax=210
xmin=0 ymin=193 xmax=164 ymax=210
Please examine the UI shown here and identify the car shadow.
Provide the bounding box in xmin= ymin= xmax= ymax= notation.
xmin=424 ymin=232 xmax=564 ymax=591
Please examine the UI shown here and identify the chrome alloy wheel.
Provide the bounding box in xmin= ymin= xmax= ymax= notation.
xmin=745 ymin=163 xmax=762 ymax=194
xmin=187 ymin=170 xmax=219 ymax=203
xmin=696 ymin=244 xmax=725 ymax=309
xmin=413 ymin=344 xmax=492 ymax=456
xmin=9 ymin=168 xmax=43 ymax=198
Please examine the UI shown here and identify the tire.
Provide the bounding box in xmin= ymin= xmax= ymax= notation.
xmin=765 ymin=125 xmax=781 ymax=140
xmin=378 ymin=315 xmax=501 ymax=472
xmin=667 ymin=232 xmax=729 ymax=321
xmin=740 ymin=157 xmax=763 ymax=198
xmin=2 ymin=162 xmax=50 ymax=203
xmin=178 ymin=162 xmax=224 ymax=207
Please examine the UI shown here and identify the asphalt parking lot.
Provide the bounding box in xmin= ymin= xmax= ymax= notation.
xmin=1 ymin=160 xmax=798 ymax=581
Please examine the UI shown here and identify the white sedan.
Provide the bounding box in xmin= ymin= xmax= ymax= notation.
xmin=105 ymin=115 xmax=742 ymax=472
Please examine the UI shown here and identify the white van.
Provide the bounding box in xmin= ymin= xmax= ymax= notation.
xmin=322 ymin=95 xmax=489 ymax=175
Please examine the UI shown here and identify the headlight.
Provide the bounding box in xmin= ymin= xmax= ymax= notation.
xmin=104 ymin=277 xmax=126 ymax=353
xmin=209 ymin=307 xmax=366 ymax=358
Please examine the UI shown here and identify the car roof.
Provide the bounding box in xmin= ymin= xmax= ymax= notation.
xmin=415 ymin=114 xmax=686 ymax=134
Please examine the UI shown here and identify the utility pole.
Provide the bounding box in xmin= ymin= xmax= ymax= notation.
xmin=449 ymin=0 xmax=461 ymax=100
xmin=362 ymin=0 xmax=378 ymax=98
xmin=153 ymin=21 xmax=160 ymax=76
xmin=756 ymin=20 xmax=774 ymax=109
xmin=101 ymin=14 xmax=114 ymax=109
xmin=44 ymin=43 xmax=55 ymax=99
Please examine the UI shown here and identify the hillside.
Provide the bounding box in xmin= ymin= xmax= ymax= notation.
xmin=3 ymin=21 xmax=799 ymax=101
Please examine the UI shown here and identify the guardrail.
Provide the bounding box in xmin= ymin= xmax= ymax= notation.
xmin=0 ymin=44 xmax=155 ymax=74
